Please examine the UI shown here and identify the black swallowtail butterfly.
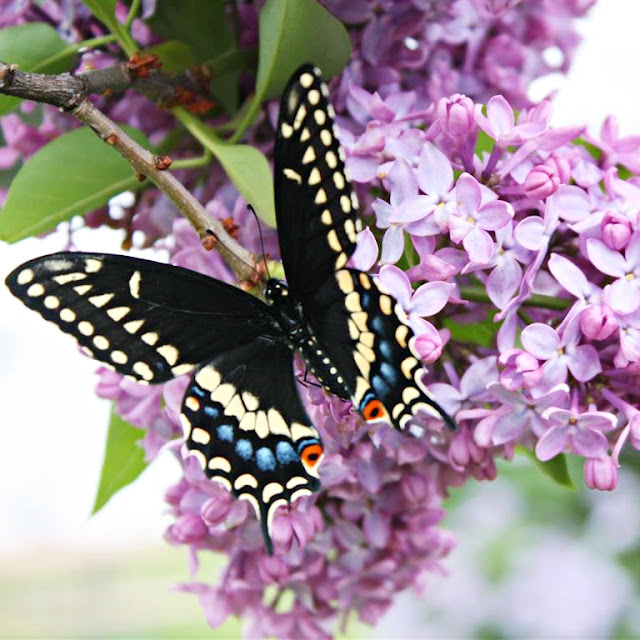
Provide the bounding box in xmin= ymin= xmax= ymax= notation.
xmin=6 ymin=65 xmax=454 ymax=554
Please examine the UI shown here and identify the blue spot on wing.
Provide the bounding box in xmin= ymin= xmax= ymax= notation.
xmin=204 ymin=405 xmax=220 ymax=419
xmin=236 ymin=438 xmax=253 ymax=460
xmin=276 ymin=441 xmax=298 ymax=465
xmin=378 ymin=340 xmax=393 ymax=360
xmin=191 ymin=386 xmax=206 ymax=398
xmin=256 ymin=447 xmax=276 ymax=471
xmin=380 ymin=362 xmax=396 ymax=382
xmin=217 ymin=424 xmax=233 ymax=442
xmin=371 ymin=314 xmax=384 ymax=333
xmin=371 ymin=374 xmax=391 ymax=395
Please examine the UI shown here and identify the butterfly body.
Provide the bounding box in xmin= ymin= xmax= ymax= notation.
xmin=6 ymin=64 xmax=455 ymax=554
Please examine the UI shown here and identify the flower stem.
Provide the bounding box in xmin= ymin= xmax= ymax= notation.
xmin=459 ymin=285 xmax=572 ymax=310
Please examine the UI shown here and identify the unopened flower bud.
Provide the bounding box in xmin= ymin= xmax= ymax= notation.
xmin=584 ymin=456 xmax=618 ymax=491
xmin=201 ymin=492 xmax=233 ymax=526
xmin=523 ymin=164 xmax=560 ymax=199
xmin=499 ymin=348 xmax=543 ymax=390
xmin=547 ymin=154 xmax=571 ymax=184
xmin=580 ymin=305 xmax=618 ymax=340
xmin=168 ymin=513 xmax=208 ymax=543
xmin=601 ymin=211 xmax=631 ymax=250
xmin=436 ymin=94 xmax=475 ymax=139
xmin=415 ymin=330 xmax=444 ymax=363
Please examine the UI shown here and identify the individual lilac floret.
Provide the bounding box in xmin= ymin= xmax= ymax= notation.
xmin=584 ymin=456 xmax=619 ymax=491
xmin=536 ymin=408 xmax=617 ymax=461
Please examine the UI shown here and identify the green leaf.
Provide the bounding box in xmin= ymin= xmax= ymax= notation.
xmin=92 ymin=406 xmax=148 ymax=514
xmin=444 ymin=317 xmax=498 ymax=348
xmin=0 ymin=126 xmax=151 ymax=243
xmin=177 ymin=109 xmax=276 ymax=226
xmin=515 ymin=446 xmax=575 ymax=489
xmin=141 ymin=40 xmax=199 ymax=73
xmin=0 ymin=23 xmax=73 ymax=115
xmin=146 ymin=0 xmax=239 ymax=112
xmin=231 ymin=0 xmax=350 ymax=141
xmin=257 ymin=0 xmax=350 ymax=99
xmin=83 ymin=0 xmax=137 ymax=56
xmin=474 ymin=129 xmax=495 ymax=158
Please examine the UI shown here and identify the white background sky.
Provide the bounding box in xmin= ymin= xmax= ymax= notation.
xmin=1 ymin=0 xmax=640 ymax=558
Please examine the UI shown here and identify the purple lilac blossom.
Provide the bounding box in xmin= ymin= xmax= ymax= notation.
xmin=9 ymin=1 xmax=639 ymax=638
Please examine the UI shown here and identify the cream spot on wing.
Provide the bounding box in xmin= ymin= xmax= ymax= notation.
xmin=133 ymin=361 xmax=154 ymax=381
xmin=392 ymin=403 xmax=405 ymax=420
xmin=191 ymin=427 xmax=211 ymax=445
xmin=353 ymin=351 xmax=370 ymax=377
xmin=239 ymin=412 xmax=256 ymax=432
xmin=242 ymin=391 xmax=259 ymax=411
xmin=27 ymin=283 xmax=45 ymax=297
xmin=401 ymin=356 xmax=419 ymax=379
xmin=344 ymin=218 xmax=357 ymax=241
xmin=356 ymin=341 xmax=375 ymax=362
xmin=294 ymin=104 xmax=307 ymax=129
xmin=267 ymin=408 xmax=290 ymax=436
xmin=211 ymin=383 xmax=235 ymax=406
xmin=129 ymin=271 xmax=141 ymax=299
xmin=142 ymin=332 xmax=159 ymax=346
xmin=308 ymin=89 xmax=320 ymax=105
xmin=262 ymin=482 xmax=285 ymax=504
xmin=340 ymin=195 xmax=351 ymax=213
xmin=336 ymin=270 xmax=354 ymax=294
xmin=345 ymin=291 xmax=361 ymax=312
xmin=179 ymin=414 xmax=191 ymax=438
xmin=235 ymin=473 xmax=258 ymax=490
xmin=44 ymin=295 xmax=60 ymax=309
xmin=107 ymin=306 xmax=130 ymax=321
xmin=88 ymin=293 xmax=114 ymax=308
xmin=325 ymin=151 xmax=337 ymax=168
xmin=352 ymin=311 xmax=368 ymax=332
xmin=85 ymin=258 xmax=102 ymax=273
xmin=335 ymin=252 xmax=348 ymax=269
xmin=172 ymin=364 xmax=193 ymax=376
xmin=185 ymin=396 xmax=200 ymax=411
xmin=286 ymin=476 xmax=308 ymax=490
xmin=208 ymin=456 xmax=231 ymax=473
xmin=53 ymin=273 xmax=86 ymax=285
xmin=300 ymin=127 xmax=311 ymax=142
xmin=395 ymin=324 xmax=409 ymax=348
xmin=93 ymin=335 xmax=110 ymax=350
xmin=291 ymin=422 xmax=315 ymax=441
xmin=188 ymin=449 xmax=207 ymax=469
xmin=354 ymin=376 xmax=369 ymax=404
xmin=321 ymin=209 xmax=332 ymax=225
xmin=327 ymin=229 xmax=341 ymax=252
xmin=110 ymin=350 xmax=128 ymax=364
xmin=157 ymin=344 xmax=179 ymax=366
xmin=59 ymin=308 xmax=76 ymax=322
xmin=320 ymin=129 xmax=332 ymax=146
xmin=379 ymin=295 xmax=393 ymax=315
xmin=315 ymin=188 xmax=327 ymax=204
xmin=299 ymin=72 xmax=314 ymax=88
xmin=302 ymin=146 xmax=316 ymax=164
xmin=226 ymin=394 xmax=245 ymax=420
xmin=360 ymin=331 xmax=374 ymax=348
xmin=283 ymin=168 xmax=302 ymax=184
xmin=402 ymin=387 xmax=420 ymax=404
xmin=333 ymin=172 xmax=345 ymax=190
xmin=78 ymin=321 xmax=94 ymax=336
xmin=314 ymin=109 xmax=326 ymax=125
xmin=255 ymin=411 xmax=269 ymax=439
xmin=124 ymin=319 xmax=144 ymax=334
xmin=308 ymin=167 xmax=321 ymax=185
xmin=17 ymin=269 xmax=34 ymax=285
xmin=196 ymin=367 xmax=221 ymax=391
xmin=281 ymin=122 xmax=293 ymax=138
xmin=73 ymin=284 xmax=92 ymax=296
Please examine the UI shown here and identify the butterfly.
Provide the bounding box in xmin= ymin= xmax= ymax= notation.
xmin=6 ymin=64 xmax=454 ymax=554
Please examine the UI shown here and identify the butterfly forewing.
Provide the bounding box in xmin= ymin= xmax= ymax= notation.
xmin=6 ymin=252 xmax=276 ymax=383
xmin=274 ymin=64 xmax=363 ymax=299
xmin=180 ymin=339 xmax=323 ymax=554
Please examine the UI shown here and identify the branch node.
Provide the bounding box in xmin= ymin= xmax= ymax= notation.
xmin=202 ymin=229 xmax=218 ymax=251
xmin=155 ymin=154 xmax=173 ymax=170
xmin=104 ymin=133 xmax=118 ymax=146
xmin=135 ymin=172 xmax=147 ymax=182
xmin=222 ymin=216 xmax=239 ymax=238
xmin=126 ymin=52 xmax=161 ymax=78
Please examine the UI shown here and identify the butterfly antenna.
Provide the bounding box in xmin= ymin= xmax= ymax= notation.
xmin=247 ymin=204 xmax=271 ymax=279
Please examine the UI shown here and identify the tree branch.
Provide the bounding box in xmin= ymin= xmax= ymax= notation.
xmin=0 ymin=61 xmax=256 ymax=282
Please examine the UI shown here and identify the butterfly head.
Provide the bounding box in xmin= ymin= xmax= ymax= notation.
xmin=264 ymin=278 xmax=290 ymax=304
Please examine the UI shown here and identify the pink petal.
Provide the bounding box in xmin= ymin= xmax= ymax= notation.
xmin=410 ymin=281 xmax=454 ymax=316
xmin=586 ymin=238 xmax=627 ymax=277
xmin=567 ymin=344 xmax=601 ymax=381
xmin=571 ymin=428 xmax=609 ymax=458
xmin=463 ymin=227 xmax=494 ymax=263
xmin=378 ymin=265 xmax=412 ymax=307
xmin=417 ymin=143 xmax=454 ymax=197
xmin=380 ymin=226 xmax=405 ymax=263
xmin=535 ymin=426 xmax=569 ymax=461
xmin=521 ymin=323 xmax=560 ymax=358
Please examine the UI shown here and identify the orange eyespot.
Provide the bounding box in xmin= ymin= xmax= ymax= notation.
xmin=362 ymin=399 xmax=386 ymax=422
xmin=300 ymin=443 xmax=324 ymax=468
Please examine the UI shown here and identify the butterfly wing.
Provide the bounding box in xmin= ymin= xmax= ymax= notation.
xmin=273 ymin=67 xmax=455 ymax=433
xmin=182 ymin=339 xmax=322 ymax=555
xmin=5 ymin=252 xmax=275 ymax=383
xmin=274 ymin=64 xmax=362 ymax=298
xmin=6 ymin=251 xmax=324 ymax=553
xmin=307 ymin=268 xmax=456 ymax=433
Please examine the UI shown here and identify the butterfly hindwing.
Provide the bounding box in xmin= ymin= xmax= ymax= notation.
xmin=6 ymin=252 xmax=277 ymax=384
xmin=306 ymin=268 xmax=456 ymax=433
xmin=274 ymin=64 xmax=363 ymax=299
xmin=180 ymin=339 xmax=323 ymax=554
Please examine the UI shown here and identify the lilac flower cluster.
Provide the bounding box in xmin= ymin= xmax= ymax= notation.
xmin=0 ymin=0 xmax=608 ymax=637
